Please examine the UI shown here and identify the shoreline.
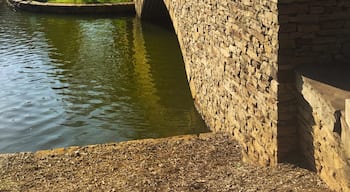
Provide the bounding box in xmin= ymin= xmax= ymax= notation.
xmin=0 ymin=133 xmax=331 ymax=191
xmin=7 ymin=0 xmax=135 ymax=15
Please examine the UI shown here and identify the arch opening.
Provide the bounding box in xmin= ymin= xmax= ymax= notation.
xmin=135 ymin=0 xmax=173 ymax=30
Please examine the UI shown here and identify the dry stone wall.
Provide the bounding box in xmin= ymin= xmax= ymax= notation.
xmin=136 ymin=0 xmax=280 ymax=166
xmin=278 ymin=0 xmax=350 ymax=69
xmin=277 ymin=0 xmax=350 ymax=164
xmin=296 ymin=74 xmax=350 ymax=192
xmin=136 ymin=1 xmax=350 ymax=190
xmin=279 ymin=1 xmax=350 ymax=191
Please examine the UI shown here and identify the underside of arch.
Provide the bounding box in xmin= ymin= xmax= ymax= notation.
xmin=135 ymin=0 xmax=172 ymax=26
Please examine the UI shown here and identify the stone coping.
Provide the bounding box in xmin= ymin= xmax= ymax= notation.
xmin=296 ymin=64 xmax=350 ymax=111
xmin=7 ymin=0 xmax=135 ymax=15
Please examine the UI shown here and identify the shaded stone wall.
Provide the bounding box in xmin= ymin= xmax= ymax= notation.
xmin=136 ymin=0 xmax=280 ymax=166
xmin=279 ymin=1 xmax=350 ymax=191
xmin=278 ymin=0 xmax=350 ymax=69
xmin=277 ymin=0 xmax=350 ymax=164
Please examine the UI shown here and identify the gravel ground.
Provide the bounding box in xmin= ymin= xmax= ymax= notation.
xmin=0 ymin=133 xmax=331 ymax=192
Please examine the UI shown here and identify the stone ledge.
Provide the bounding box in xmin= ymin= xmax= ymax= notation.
xmin=7 ymin=0 xmax=135 ymax=15
xmin=296 ymin=64 xmax=350 ymax=155
xmin=296 ymin=64 xmax=350 ymax=111
xmin=296 ymin=64 xmax=350 ymax=192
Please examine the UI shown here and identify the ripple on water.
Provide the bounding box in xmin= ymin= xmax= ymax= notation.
xmin=0 ymin=5 xmax=208 ymax=153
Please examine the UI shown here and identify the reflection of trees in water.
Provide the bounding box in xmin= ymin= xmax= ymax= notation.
xmin=40 ymin=17 xmax=134 ymax=91
xmin=131 ymin=18 xmax=166 ymax=137
xmin=0 ymin=5 xmax=206 ymax=151
xmin=39 ymin=17 xmax=81 ymax=65
xmin=39 ymin=15 xmax=206 ymax=139
xmin=141 ymin=21 xmax=193 ymax=109
xmin=0 ymin=6 xmax=48 ymax=52
xmin=132 ymin=18 xmax=207 ymax=137
xmin=39 ymin=16 xmax=140 ymax=139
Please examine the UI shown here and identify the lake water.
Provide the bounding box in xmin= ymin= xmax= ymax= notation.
xmin=0 ymin=1 xmax=208 ymax=153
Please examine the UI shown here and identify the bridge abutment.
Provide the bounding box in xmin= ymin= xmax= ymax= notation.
xmin=135 ymin=0 xmax=350 ymax=191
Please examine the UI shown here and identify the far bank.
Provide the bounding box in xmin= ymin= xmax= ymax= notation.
xmin=7 ymin=0 xmax=135 ymax=15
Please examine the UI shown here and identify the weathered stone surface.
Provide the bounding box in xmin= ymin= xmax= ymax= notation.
xmin=296 ymin=73 xmax=350 ymax=192
xmin=135 ymin=1 xmax=350 ymax=191
xmin=346 ymin=99 xmax=350 ymax=127
xmin=136 ymin=0 xmax=279 ymax=167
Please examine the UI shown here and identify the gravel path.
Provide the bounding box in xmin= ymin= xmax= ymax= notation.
xmin=0 ymin=134 xmax=331 ymax=192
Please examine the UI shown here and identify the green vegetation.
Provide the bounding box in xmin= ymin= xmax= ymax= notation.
xmin=36 ymin=0 xmax=131 ymax=4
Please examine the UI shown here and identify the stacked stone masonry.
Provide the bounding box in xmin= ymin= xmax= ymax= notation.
xmin=296 ymin=75 xmax=350 ymax=192
xmin=280 ymin=1 xmax=350 ymax=191
xmin=163 ymin=0 xmax=279 ymax=166
xmin=278 ymin=0 xmax=350 ymax=69
xmin=135 ymin=0 xmax=350 ymax=191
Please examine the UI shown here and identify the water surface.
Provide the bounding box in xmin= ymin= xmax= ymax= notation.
xmin=0 ymin=1 xmax=208 ymax=153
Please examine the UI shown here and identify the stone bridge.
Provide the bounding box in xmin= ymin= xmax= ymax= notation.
xmin=135 ymin=0 xmax=350 ymax=191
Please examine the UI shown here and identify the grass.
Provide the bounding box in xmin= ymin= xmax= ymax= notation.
xmin=35 ymin=0 xmax=131 ymax=4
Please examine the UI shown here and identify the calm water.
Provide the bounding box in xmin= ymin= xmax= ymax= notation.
xmin=0 ymin=1 xmax=207 ymax=153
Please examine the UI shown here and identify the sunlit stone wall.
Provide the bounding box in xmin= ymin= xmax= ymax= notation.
xmin=136 ymin=0 xmax=280 ymax=166
xmin=296 ymin=74 xmax=350 ymax=192
xmin=135 ymin=1 xmax=350 ymax=191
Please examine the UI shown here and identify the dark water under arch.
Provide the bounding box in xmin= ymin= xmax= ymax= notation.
xmin=0 ymin=1 xmax=208 ymax=153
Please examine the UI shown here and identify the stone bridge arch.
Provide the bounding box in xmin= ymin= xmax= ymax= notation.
xmin=135 ymin=1 xmax=350 ymax=191
xmin=136 ymin=0 xmax=280 ymax=166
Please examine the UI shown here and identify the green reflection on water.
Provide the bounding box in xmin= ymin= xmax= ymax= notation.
xmin=0 ymin=4 xmax=208 ymax=152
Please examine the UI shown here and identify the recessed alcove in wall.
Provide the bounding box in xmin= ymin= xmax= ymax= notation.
xmin=278 ymin=1 xmax=350 ymax=190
